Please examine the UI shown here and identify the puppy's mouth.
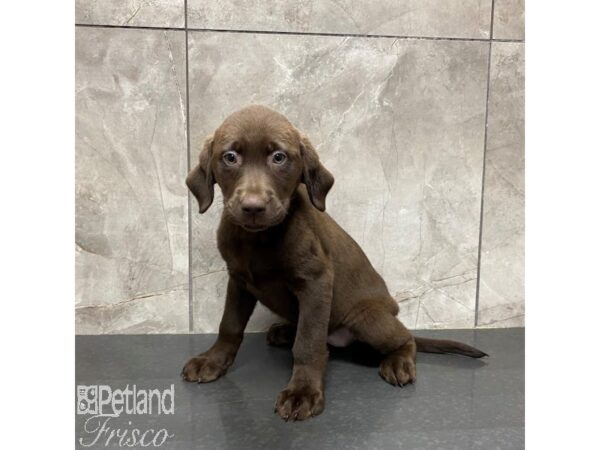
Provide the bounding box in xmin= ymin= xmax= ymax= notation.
xmin=239 ymin=213 xmax=284 ymax=232
xmin=241 ymin=223 xmax=269 ymax=232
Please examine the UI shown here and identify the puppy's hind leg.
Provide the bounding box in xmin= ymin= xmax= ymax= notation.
xmin=266 ymin=322 xmax=296 ymax=348
xmin=346 ymin=300 xmax=416 ymax=387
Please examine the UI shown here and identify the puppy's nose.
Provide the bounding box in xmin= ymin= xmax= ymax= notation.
xmin=240 ymin=195 xmax=266 ymax=215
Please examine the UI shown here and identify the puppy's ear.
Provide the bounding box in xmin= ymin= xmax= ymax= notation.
xmin=299 ymin=134 xmax=334 ymax=211
xmin=186 ymin=136 xmax=215 ymax=213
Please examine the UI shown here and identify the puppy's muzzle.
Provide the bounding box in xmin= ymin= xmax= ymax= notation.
xmin=233 ymin=191 xmax=279 ymax=231
xmin=240 ymin=194 xmax=267 ymax=216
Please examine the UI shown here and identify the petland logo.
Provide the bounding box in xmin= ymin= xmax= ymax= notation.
xmin=77 ymin=384 xmax=175 ymax=447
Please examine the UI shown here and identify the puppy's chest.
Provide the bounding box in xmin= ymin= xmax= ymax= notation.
xmin=220 ymin=239 xmax=287 ymax=288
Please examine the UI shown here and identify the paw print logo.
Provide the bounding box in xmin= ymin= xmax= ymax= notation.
xmin=77 ymin=385 xmax=98 ymax=415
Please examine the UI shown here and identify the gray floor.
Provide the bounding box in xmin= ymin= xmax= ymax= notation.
xmin=76 ymin=329 xmax=524 ymax=449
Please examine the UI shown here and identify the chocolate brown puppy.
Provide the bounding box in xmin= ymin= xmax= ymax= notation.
xmin=182 ymin=105 xmax=487 ymax=421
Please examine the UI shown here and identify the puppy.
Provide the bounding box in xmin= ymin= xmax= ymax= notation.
xmin=182 ymin=105 xmax=487 ymax=421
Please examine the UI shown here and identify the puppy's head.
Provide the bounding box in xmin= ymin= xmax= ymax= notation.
xmin=187 ymin=105 xmax=334 ymax=232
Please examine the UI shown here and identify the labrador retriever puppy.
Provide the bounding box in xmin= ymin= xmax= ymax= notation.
xmin=182 ymin=105 xmax=487 ymax=421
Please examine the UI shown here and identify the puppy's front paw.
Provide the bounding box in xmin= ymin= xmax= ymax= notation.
xmin=274 ymin=384 xmax=324 ymax=421
xmin=181 ymin=353 xmax=230 ymax=383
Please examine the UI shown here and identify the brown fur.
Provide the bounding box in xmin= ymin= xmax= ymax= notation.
xmin=182 ymin=105 xmax=487 ymax=421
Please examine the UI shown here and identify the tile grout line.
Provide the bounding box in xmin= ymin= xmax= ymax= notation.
xmin=182 ymin=27 xmax=507 ymax=43
xmin=75 ymin=23 xmax=182 ymax=31
xmin=184 ymin=0 xmax=194 ymax=334
xmin=73 ymin=23 xmax=524 ymax=43
xmin=474 ymin=0 xmax=496 ymax=328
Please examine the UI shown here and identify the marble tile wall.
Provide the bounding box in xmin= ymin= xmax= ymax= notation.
xmin=75 ymin=28 xmax=189 ymax=333
xmin=187 ymin=0 xmax=493 ymax=38
xmin=477 ymin=42 xmax=525 ymax=327
xmin=187 ymin=34 xmax=489 ymax=331
xmin=493 ymin=0 xmax=525 ymax=40
xmin=75 ymin=0 xmax=524 ymax=333
xmin=76 ymin=0 xmax=185 ymax=28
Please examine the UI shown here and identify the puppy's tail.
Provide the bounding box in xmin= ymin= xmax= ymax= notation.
xmin=414 ymin=337 xmax=488 ymax=358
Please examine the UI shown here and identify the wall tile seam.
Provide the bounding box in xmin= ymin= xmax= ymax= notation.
xmin=474 ymin=0 xmax=495 ymax=328
xmin=184 ymin=0 xmax=194 ymax=334
xmin=74 ymin=23 xmax=524 ymax=43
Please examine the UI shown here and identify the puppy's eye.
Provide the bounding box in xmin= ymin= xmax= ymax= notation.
xmin=222 ymin=151 xmax=239 ymax=166
xmin=271 ymin=151 xmax=287 ymax=165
